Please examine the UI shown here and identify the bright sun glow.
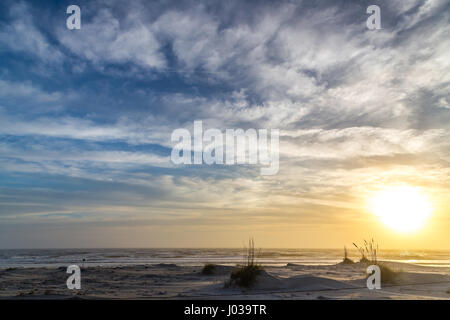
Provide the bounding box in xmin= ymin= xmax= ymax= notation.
xmin=368 ymin=185 xmax=432 ymax=233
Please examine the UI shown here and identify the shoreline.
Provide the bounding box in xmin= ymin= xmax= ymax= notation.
xmin=1 ymin=260 xmax=449 ymax=300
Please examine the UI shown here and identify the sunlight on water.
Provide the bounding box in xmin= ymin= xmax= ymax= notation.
xmin=1 ymin=248 xmax=450 ymax=269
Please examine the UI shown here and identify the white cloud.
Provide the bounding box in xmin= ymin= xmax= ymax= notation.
xmin=0 ymin=109 xmax=174 ymax=146
xmin=281 ymin=127 xmax=450 ymax=160
xmin=1 ymin=0 xmax=450 ymax=240
xmin=0 ymin=3 xmax=63 ymax=63
xmin=0 ymin=80 xmax=63 ymax=103
xmin=57 ymin=8 xmax=166 ymax=70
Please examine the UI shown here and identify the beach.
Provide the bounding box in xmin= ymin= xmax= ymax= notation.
xmin=1 ymin=0 xmax=449 ymax=308
xmin=1 ymin=255 xmax=450 ymax=299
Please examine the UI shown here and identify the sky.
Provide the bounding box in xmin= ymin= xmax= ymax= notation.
xmin=0 ymin=0 xmax=449 ymax=249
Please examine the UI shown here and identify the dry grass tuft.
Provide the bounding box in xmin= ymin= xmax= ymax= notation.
xmin=226 ymin=238 xmax=263 ymax=288
xmin=354 ymin=238 xmax=399 ymax=284
xmin=201 ymin=264 xmax=216 ymax=275
xmin=342 ymin=246 xmax=355 ymax=264
xmin=353 ymin=238 xmax=378 ymax=263
xmin=378 ymin=263 xmax=398 ymax=284
xmin=229 ymin=264 xmax=263 ymax=288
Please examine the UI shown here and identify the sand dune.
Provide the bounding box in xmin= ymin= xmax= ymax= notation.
xmin=1 ymin=261 xmax=449 ymax=299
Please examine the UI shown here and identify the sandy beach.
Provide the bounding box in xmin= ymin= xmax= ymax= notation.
xmin=1 ymin=261 xmax=449 ymax=300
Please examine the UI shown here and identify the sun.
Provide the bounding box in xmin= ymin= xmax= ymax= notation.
xmin=368 ymin=185 xmax=432 ymax=233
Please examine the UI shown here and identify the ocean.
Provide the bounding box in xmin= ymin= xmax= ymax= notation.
xmin=1 ymin=248 xmax=449 ymax=269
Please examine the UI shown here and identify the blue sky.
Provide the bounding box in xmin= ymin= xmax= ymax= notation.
xmin=0 ymin=0 xmax=449 ymax=248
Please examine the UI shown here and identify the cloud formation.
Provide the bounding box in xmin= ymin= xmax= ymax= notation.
xmin=0 ymin=0 xmax=449 ymax=247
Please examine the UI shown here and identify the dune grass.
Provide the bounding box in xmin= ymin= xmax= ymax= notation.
xmin=229 ymin=264 xmax=263 ymax=288
xmin=353 ymin=239 xmax=378 ymax=263
xmin=201 ymin=263 xmax=216 ymax=275
xmin=342 ymin=246 xmax=355 ymax=264
xmin=226 ymin=238 xmax=263 ymax=288
xmin=378 ymin=263 xmax=398 ymax=284
xmin=354 ymin=238 xmax=399 ymax=284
